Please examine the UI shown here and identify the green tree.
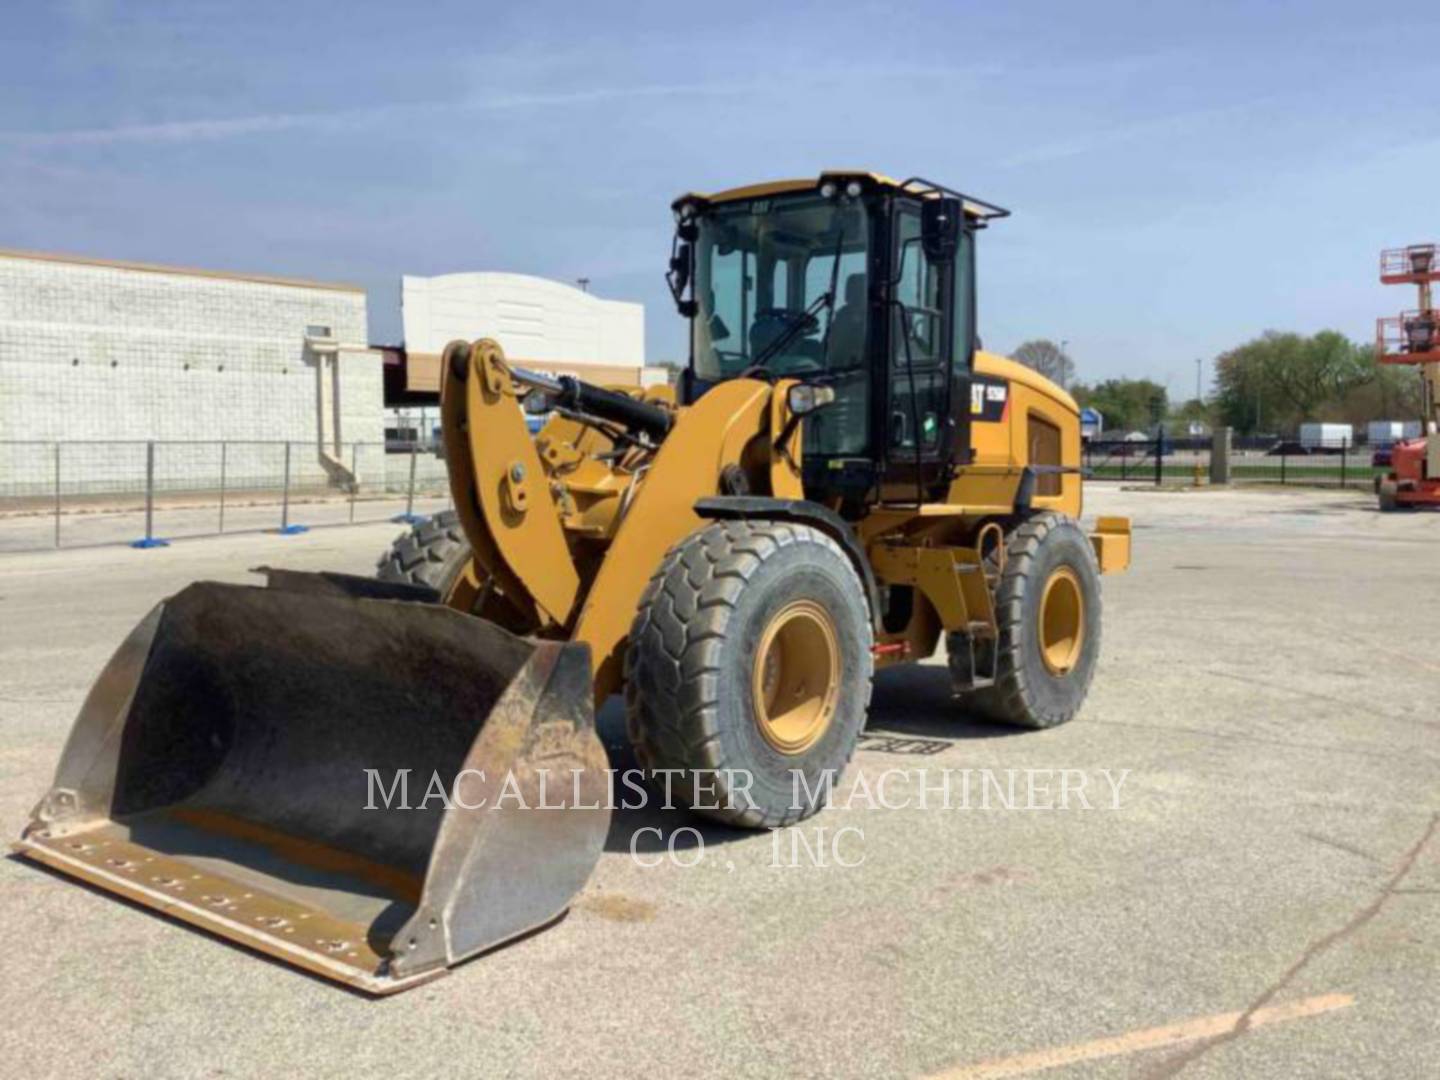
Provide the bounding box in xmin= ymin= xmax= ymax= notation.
xmin=1012 ymin=339 xmax=1076 ymax=388
xmin=1169 ymin=397 xmax=1215 ymax=428
xmin=1069 ymin=378 xmax=1168 ymax=433
xmin=1215 ymin=345 xmax=1281 ymax=433
xmin=1336 ymin=358 xmax=1425 ymax=426
xmin=1213 ymin=331 xmax=1370 ymax=433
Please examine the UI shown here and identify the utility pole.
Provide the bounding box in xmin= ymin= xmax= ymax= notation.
xmin=576 ymin=277 xmax=591 ymax=293
xmin=1195 ymin=357 xmax=1202 ymax=404
xmin=1060 ymin=339 xmax=1070 ymax=390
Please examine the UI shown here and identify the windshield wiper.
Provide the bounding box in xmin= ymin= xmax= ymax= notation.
xmin=815 ymin=228 xmax=847 ymax=370
xmin=747 ymin=231 xmax=846 ymax=374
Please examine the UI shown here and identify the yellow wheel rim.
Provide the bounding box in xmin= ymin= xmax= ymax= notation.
xmin=1039 ymin=566 xmax=1085 ymax=676
xmin=752 ymin=600 xmax=841 ymax=755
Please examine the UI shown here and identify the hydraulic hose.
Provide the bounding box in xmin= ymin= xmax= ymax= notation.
xmin=553 ymin=377 xmax=672 ymax=441
xmin=451 ymin=346 xmax=674 ymax=442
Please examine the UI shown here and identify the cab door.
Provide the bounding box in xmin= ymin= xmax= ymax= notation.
xmin=881 ymin=201 xmax=973 ymax=498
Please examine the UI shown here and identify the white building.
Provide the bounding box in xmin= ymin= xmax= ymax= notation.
xmin=0 ymin=256 xmax=662 ymax=500
xmin=396 ymin=271 xmax=661 ymax=394
xmin=0 ymin=247 xmax=383 ymax=494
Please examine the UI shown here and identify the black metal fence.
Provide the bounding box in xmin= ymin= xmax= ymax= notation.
xmin=1083 ymin=430 xmax=1387 ymax=489
xmin=0 ymin=429 xmax=1395 ymax=555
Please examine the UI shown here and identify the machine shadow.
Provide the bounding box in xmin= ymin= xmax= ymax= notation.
xmin=593 ymin=697 xmax=751 ymax=855
xmin=591 ymin=661 xmax=1022 ymax=855
xmin=863 ymin=663 xmax=1027 ymax=742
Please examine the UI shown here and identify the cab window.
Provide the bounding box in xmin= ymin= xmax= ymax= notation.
xmin=889 ymin=207 xmax=948 ymax=455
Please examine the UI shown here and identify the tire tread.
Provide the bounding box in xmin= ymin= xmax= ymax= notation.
xmin=625 ymin=520 xmax=873 ymax=829
xmin=375 ymin=510 xmax=467 ymax=591
xmin=951 ymin=511 xmax=1101 ymax=729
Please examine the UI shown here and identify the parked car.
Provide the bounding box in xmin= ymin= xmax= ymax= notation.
xmin=1266 ymin=440 xmax=1309 ymax=456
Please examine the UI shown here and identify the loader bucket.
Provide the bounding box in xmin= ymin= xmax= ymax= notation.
xmin=12 ymin=572 xmax=610 ymax=995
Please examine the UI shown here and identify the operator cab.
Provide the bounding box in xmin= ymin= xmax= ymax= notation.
xmin=667 ymin=172 xmax=1009 ymax=506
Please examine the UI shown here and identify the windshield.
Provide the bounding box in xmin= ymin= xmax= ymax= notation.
xmin=692 ymin=194 xmax=870 ymax=383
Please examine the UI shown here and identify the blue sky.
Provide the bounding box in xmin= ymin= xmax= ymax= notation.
xmin=3 ymin=0 xmax=1437 ymax=396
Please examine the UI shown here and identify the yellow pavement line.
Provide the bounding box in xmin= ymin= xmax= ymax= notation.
xmin=926 ymin=993 xmax=1355 ymax=1079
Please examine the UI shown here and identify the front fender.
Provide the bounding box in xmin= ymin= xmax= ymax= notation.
xmin=572 ymin=379 xmax=773 ymax=701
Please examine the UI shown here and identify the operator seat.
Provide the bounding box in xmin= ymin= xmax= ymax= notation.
xmin=826 ymin=273 xmax=868 ymax=368
xmin=807 ymin=272 xmax=869 ymax=456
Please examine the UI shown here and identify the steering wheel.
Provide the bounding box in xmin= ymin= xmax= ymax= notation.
xmin=736 ymin=357 xmax=826 ymax=382
xmin=770 ymin=356 xmax=824 ymax=376
xmin=753 ymin=307 xmax=819 ymax=336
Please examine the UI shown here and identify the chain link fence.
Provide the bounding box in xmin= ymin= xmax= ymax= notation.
xmin=0 ymin=441 xmax=452 ymax=553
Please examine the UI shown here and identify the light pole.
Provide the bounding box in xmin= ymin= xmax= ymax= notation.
xmin=1060 ymin=339 xmax=1070 ymax=390
xmin=1195 ymin=357 xmax=1202 ymax=404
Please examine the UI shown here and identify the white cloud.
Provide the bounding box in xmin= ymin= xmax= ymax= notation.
xmin=995 ymin=99 xmax=1274 ymax=169
xmin=0 ymin=81 xmax=759 ymax=148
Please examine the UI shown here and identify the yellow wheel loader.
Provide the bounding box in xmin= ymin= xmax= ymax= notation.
xmin=16 ymin=172 xmax=1130 ymax=994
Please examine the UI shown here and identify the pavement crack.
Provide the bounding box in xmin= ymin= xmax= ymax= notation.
xmin=1085 ymin=717 xmax=1432 ymax=765
xmin=1206 ymin=669 xmax=1439 ymax=731
xmin=1300 ymin=831 xmax=1383 ymax=866
xmin=1145 ymin=811 xmax=1440 ymax=1078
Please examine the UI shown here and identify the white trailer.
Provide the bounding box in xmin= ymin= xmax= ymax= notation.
xmin=1299 ymin=423 xmax=1353 ymax=450
xmin=1367 ymin=420 xmax=1423 ymax=446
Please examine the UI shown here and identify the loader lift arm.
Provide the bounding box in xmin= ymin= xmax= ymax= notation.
xmin=442 ymin=337 xmax=815 ymax=701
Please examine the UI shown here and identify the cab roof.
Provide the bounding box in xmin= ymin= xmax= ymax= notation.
xmin=675 ymin=172 xmax=1010 ymax=221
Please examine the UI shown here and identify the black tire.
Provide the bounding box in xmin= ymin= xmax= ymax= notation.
xmin=950 ymin=512 xmax=1102 ymax=729
xmin=376 ymin=510 xmax=470 ymax=595
xmin=625 ymin=520 xmax=873 ymax=829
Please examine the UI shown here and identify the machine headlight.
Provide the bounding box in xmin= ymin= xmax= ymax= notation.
xmin=787 ymin=383 xmax=837 ymax=417
xmin=845 ymin=180 xmax=863 ymax=198
xmin=819 ymin=181 xmax=838 ymax=199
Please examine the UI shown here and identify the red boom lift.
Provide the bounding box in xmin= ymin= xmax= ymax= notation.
xmin=1376 ymin=244 xmax=1440 ymax=510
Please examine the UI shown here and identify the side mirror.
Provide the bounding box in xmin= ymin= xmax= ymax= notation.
xmin=667 ymin=242 xmax=692 ymax=299
xmin=921 ymin=197 xmax=963 ymax=261
xmin=786 ymin=383 xmax=836 ymax=417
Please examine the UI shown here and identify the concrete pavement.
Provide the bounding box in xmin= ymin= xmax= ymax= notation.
xmin=1 ymin=485 xmax=1435 ymax=1078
